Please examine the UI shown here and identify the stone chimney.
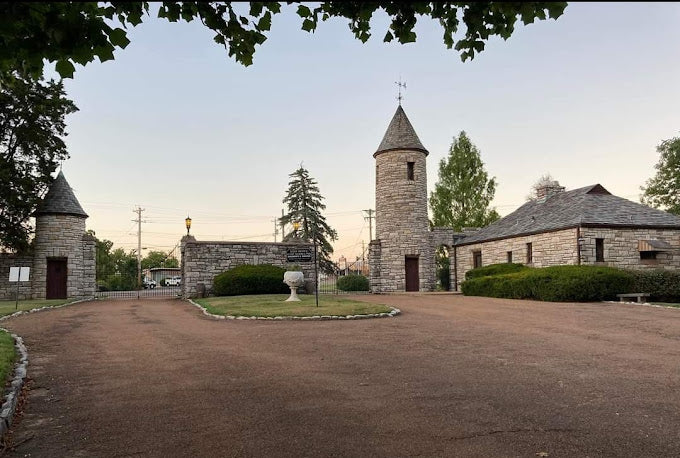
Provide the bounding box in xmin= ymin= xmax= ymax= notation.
xmin=535 ymin=180 xmax=565 ymax=202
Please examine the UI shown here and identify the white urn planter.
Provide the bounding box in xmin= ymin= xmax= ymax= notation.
xmin=283 ymin=271 xmax=305 ymax=302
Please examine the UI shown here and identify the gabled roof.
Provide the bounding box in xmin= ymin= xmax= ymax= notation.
xmin=374 ymin=105 xmax=428 ymax=156
xmin=34 ymin=171 xmax=88 ymax=218
xmin=457 ymin=184 xmax=680 ymax=245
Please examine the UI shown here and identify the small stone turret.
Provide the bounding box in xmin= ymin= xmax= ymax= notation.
xmin=32 ymin=172 xmax=95 ymax=299
xmin=369 ymin=105 xmax=434 ymax=292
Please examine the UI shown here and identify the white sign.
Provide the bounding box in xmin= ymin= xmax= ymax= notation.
xmin=9 ymin=267 xmax=30 ymax=282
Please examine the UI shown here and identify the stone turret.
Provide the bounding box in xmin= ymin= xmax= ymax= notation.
xmin=32 ymin=172 xmax=95 ymax=299
xmin=369 ymin=105 xmax=434 ymax=292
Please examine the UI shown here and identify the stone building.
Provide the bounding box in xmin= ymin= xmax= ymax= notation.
xmin=369 ymin=106 xmax=456 ymax=292
xmin=0 ymin=172 xmax=96 ymax=300
xmin=454 ymin=182 xmax=680 ymax=288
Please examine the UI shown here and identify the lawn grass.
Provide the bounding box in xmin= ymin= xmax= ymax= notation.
xmin=0 ymin=299 xmax=73 ymax=318
xmin=0 ymin=331 xmax=16 ymax=387
xmin=650 ymin=302 xmax=680 ymax=308
xmin=195 ymin=294 xmax=391 ymax=318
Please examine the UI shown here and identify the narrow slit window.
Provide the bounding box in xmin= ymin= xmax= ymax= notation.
xmin=407 ymin=162 xmax=415 ymax=181
xmin=507 ymin=251 xmax=513 ymax=263
xmin=595 ymin=238 xmax=604 ymax=262
xmin=526 ymin=242 xmax=533 ymax=264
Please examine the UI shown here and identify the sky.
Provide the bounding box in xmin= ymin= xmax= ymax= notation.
xmin=53 ymin=2 xmax=680 ymax=262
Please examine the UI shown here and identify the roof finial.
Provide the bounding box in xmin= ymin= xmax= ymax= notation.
xmin=395 ymin=77 xmax=406 ymax=105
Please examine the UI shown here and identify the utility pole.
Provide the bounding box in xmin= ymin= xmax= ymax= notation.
xmin=132 ymin=206 xmax=145 ymax=289
xmin=272 ymin=217 xmax=279 ymax=242
xmin=363 ymin=209 xmax=375 ymax=241
xmin=280 ymin=209 xmax=286 ymax=240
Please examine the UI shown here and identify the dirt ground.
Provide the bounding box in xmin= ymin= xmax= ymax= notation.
xmin=2 ymin=294 xmax=680 ymax=457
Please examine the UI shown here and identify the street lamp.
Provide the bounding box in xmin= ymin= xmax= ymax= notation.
xmin=185 ymin=215 xmax=192 ymax=235
xmin=292 ymin=221 xmax=300 ymax=236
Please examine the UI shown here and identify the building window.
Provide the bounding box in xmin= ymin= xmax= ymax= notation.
xmin=507 ymin=251 xmax=512 ymax=263
xmin=526 ymin=242 xmax=533 ymax=264
xmin=407 ymin=162 xmax=415 ymax=181
xmin=640 ymin=251 xmax=657 ymax=260
xmin=473 ymin=250 xmax=482 ymax=269
xmin=595 ymin=238 xmax=604 ymax=262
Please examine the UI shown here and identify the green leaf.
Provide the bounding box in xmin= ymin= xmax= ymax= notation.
xmin=55 ymin=60 xmax=75 ymax=78
xmin=383 ymin=31 xmax=394 ymax=42
xmin=297 ymin=5 xmax=311 ymax=18
xmin=301 ymin=19 xmax=315 ymax=32
xmin=257 ymin=12 xmax=272 ymax=31
xmin=108 ymin=28 xmax=131 ymax=48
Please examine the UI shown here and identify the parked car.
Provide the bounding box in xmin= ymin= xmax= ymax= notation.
xmin=143 ymin=278 xmax=157 ymax=289
xmin=165 ymin=276 xmax=181 ymax=287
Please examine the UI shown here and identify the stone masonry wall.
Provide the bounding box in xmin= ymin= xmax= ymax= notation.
xmin=0 ymin=254 xmax=33 ymax=300
xmin=32 ymin=214 xmax=94 ymax=299
xmin=580 ymin=227 xmax=680 ymax=270
xmin=455 ymin=228 xmax=579 ymax=288
xmin=181 ymin=238 xmax=316 ymax=298
xmin=372 ymin=149 xmax=433 ymax=292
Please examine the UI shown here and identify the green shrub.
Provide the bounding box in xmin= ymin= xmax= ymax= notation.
xmin=465 ymin=263 xmax=530 ymax=280
xmin=629 ymin=270 xmax=680 ymax=303
xmin=213 ymin=264 xmax=289 ymax=296
xmin=462 ymin=265 xmax=634 ymax=302
xmin=337 ymin=274 xmax=369 ymax=292
xmin=437 ymin=264 xmax=451 ymax=291
xmin=106 ymin=274 xmax=137 ymax=291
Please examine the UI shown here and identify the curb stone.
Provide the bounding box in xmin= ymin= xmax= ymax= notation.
xmin=186 ymin=299 xmax=400 ymax=321
xmin=0 ymin=297 xmax=95 ymax=323
xmin=0 ymin=332 xmax=28 ymax=437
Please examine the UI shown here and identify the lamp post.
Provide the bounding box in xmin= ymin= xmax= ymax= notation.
xmin=185 ymin=215 xmax=192 ymax=235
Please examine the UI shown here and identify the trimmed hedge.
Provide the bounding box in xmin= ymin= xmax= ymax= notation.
xmin=630 ymin=269 xmax=680 ymax=303
xmin=213 ymin=264 xmax=289 ymax=296
xmin=337 ymin=274 xmax=369 ymax=292
xmin=465 ymin=263 xmax=530 ymax=280
xmin=461 ymin=265 xmax=634 ymax=302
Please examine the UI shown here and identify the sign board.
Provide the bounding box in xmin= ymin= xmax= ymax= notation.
xmin=286 ymin=247 xmax=313 ymax=263
xmin=9 ymin=267 xmax=30 ymax=282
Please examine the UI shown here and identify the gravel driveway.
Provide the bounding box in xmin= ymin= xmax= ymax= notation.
xmin=3 ymin=295 xmax=680 ymax=457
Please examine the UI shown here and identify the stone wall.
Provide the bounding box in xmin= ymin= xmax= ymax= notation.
xmin=372 ymin=149 xmax=434 ymax=292
xmin=181 ymin=237 xmax=316 ymax=298
xmin=455 ymin=228 xmax=579 ymax=288
xmin=32 ymin=214 xmax=95 ymax=299
xmin=0 ymin=254 xmax=33 ymax=300
xmin=580 ymin=227 xmax=680 ymax=270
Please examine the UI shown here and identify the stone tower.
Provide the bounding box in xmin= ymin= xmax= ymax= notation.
xmin=32 ymin=172 xmax=95 ymax=299
xmin=369 ymin=105 xmax=434 ymax=292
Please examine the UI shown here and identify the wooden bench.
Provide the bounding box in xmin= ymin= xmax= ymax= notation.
xmin=617 ymin=293 xmax=650 ymax=303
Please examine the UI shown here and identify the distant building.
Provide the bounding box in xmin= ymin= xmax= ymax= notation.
xmin=145 ymin=267 xmax=181 ymax=283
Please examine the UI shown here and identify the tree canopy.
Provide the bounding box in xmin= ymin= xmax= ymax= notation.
xmin=0 ymin=2 xmax=568 ymax=80
xmin=429 ymin=131 xmax=500 ymax=231
xmin=641 ymin=136 xmax=680 ymax=215
xmin=0 ymin=75 xmax=77 ymax=252
xmin=141 ymin=250 xmax=179 ymax=270
xmin=280 ymin=166 xmax=337 ymax=273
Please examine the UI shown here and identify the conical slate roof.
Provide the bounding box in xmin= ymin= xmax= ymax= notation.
xmin=34 ymin=171 xmax=88 ymax=218
xmin=374 ymin=105 xmax=428 ymax=157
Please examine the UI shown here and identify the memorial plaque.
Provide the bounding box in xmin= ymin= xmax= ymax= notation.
xmin=286 ymin=247 xmax=313 ymax=263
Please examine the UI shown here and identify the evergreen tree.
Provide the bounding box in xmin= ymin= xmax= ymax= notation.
xmin=281 ymin=166 xmax=338 ymax=273
xmin=641 ymin=136 xmax=680 ymax=215
xmin=429 ymin=131 xmax=500 ymax=231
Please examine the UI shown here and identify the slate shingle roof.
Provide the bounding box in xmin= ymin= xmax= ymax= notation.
xmin=34 ymin=171 xmax=88 ymax=218
xmin=457 ymin=184 xmax=680 ymax=246
xmin=374 ymin=105 xmax=428 ymax=156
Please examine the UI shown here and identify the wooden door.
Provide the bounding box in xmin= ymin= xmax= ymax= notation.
xmin=46 ymin=259 xmax=67 ymax=299
xmin=405 ymin=256 xmax=419 ymax=292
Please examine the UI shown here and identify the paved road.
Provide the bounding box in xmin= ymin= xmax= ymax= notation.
xmin=3 ymin=295 xmax=680 ymax=457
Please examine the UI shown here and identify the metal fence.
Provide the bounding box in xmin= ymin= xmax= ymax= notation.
xmin=317 ymin=273 xmax=370 ymax=295
xmin=95 ymin=272 xmax=181 ymax=299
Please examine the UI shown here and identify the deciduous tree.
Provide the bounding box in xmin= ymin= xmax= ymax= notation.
xmin=281 ymin=166 xmax=337 ymax=273
xmin=641 ymin=136 xmax=680 ymax=215
xmin=142 ymin=250 xmax=179 ymax=270
xmin=0 ymin=75 xmax=77 ymax=251
xmin=0 ymin=2 xmax=568 ymax=80
xmin=429 ymin=131 xmax=500 ymax=231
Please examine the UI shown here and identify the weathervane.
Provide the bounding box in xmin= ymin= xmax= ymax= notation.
xmin=395 ymin=78 xmax=407 ymax=105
